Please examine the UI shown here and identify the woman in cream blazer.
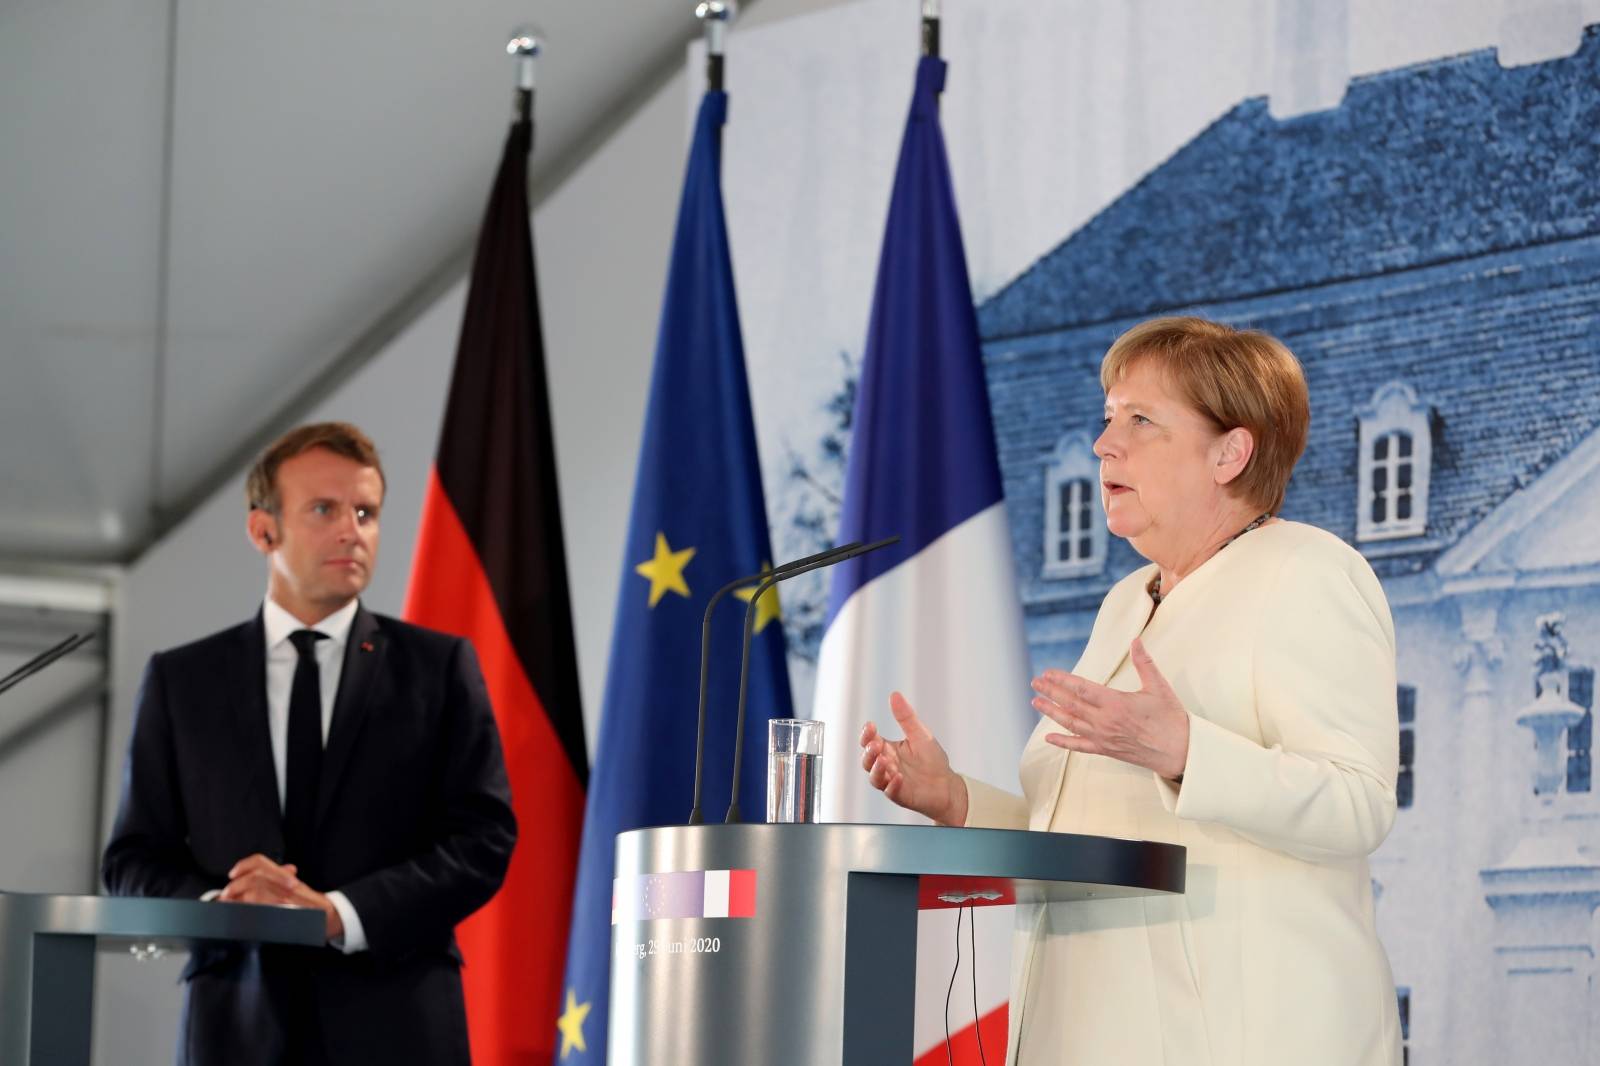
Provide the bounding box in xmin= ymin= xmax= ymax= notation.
xmin=861 ymin=317 xmax=1403 ymax=1065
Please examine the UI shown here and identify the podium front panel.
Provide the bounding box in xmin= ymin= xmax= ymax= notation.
xmin=609 ymin=822 xmax=1183 ymax=1066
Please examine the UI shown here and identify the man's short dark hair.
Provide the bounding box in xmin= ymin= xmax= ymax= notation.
xmin=245 ymin=422 xmax=386 ymax=514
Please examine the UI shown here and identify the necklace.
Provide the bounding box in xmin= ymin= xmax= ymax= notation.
xmin=1148 ymin=512 xmax=1273 ymax=606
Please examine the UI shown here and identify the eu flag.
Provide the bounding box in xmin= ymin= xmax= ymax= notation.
xmin=556 ymin=89 xmax=794 ymax=1063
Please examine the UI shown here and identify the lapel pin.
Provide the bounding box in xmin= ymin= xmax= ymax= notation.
xmin=360 ymin=641 xmax=374 ymax=653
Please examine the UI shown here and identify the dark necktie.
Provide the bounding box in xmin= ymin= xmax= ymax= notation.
xmin=284 ymin=629 xmax=328 ymax=868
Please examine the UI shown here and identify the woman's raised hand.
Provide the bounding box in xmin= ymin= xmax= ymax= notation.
xmin=858 ymin=691 xmax=968 ymax=826
xmin=1031 ymin=638 xmax=1190 ymax=781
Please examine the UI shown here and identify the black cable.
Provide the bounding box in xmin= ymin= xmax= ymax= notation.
xmin=970 ymin=904 xmax=988 ymax=1066
xmin=944 ymin=905 xmax=962 ymax=1066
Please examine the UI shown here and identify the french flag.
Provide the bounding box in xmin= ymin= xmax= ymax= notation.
xmin=811 ymin=56 xmax=1033 ymax=1064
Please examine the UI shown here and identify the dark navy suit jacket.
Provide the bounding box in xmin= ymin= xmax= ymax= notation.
xmin=103 ymin=605 xmax=517 ymax=1066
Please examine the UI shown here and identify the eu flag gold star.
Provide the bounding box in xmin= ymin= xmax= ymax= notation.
xmin=557 ymin=988 xmax=591 ymax=1058
xmin=734 ymin=563 xmax=783 ymax=633
xmin=635 ymin=532 xmax=695 ymax=608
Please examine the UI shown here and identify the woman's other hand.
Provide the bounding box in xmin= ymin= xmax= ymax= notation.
xmin=859 ymin=692 xmax=969 ymax=826
xmin=1032 ymin=637 xmax=1191 ymax=781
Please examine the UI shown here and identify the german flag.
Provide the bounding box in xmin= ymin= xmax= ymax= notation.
xmin=403 ymin=114 xmax=586 ymax=1066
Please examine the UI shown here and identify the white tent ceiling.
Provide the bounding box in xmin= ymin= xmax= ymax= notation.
xmin=1 ymin=0 xmax=712 ymax=565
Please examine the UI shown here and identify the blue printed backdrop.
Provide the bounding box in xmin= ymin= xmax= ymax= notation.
xmin=978 ymin=31 xmax=1600 ymax=1065
xmin=718 ymin=3 xmax=1600 ymax=1061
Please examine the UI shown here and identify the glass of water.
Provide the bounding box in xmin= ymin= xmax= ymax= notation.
xmin=767 ymin=719 xmax=824 ymax=823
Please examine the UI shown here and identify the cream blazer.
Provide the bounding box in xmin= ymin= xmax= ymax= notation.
xmin=962 ymin=521 xmax=1403 ymax=1066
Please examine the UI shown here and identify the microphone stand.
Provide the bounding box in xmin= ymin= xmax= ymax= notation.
xmin=724 ymin=535 xmax=900 ymax=823
xmin=687 ymin=543 xmax=864 ymax=824
xmin=0 ymin=633 xmax=95 ymax=697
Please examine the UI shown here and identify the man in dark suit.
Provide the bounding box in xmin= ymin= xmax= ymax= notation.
xmin=103 ymin=422 xmax=516 ymax=1066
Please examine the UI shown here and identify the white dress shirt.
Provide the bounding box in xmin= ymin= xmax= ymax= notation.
xmin=251 ymin=595 xmax=368 ymax=953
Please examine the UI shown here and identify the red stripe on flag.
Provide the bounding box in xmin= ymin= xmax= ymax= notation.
xmin=727 ymin=868 xmax=757 ymax=918
xmin=405 ymin=470 xmax=585 ymax=1064
xmin=913 ymin=1002 xmax=1009 ymax=1066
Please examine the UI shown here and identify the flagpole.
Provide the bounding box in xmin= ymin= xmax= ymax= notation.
xmin=506 ymin=27 xmax=542 ymax=124
xmin=696 ymin=1 xmax=734 ymax=92
xmin=412 ymin=24 xmax=584 ymax=1065
xmin=921 ymin=0 xmax=940 ymax=58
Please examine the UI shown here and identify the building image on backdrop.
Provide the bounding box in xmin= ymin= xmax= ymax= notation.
xmin=976 ymin=26 xmax=1600 ymax=1065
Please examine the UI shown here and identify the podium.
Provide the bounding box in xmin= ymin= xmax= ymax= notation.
xmin=609 ymin=823 xmax=1184 ymax=1065
xmin=0 ymin=891 xmax=325 ymax=1066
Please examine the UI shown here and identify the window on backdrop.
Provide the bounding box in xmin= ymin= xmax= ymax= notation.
xmin=1566 ymin=666 xmax=1593 ymax=794
xmin=1042 ymin=431 xmax=1106 ymax=580
xmin=1397 ymin=684 xmax=1416 ymax=809
xmin=1356 ymin=382 xmax=1432 ymax=542
xmin=1397 ymin=986 xmax=1411 ymax=1066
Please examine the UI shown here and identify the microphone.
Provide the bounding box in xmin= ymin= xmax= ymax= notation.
xmin=724 ymin=534 xmax=900 ymax=823
xmin=687 ymin=542 xmax=865 ymax=824
xmin=0 ymin=632 xmax=95 ymax=697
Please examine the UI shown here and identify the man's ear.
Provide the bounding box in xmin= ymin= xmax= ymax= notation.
xmin=246 ymin=509 xmax=279 ymax=556
xmin=1214 ymin=427 xmax=1255 ymax=488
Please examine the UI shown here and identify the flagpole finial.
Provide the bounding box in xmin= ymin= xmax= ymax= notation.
xmin=921 ymin=0 xmax=940 ymax=57
xmin=695 ymin=1 xmax=736 ymax=92
xmin=507 ymin=27 xmax=543 ymax=121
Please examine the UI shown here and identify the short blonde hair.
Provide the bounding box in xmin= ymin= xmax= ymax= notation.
xmin=245 ymin=422 xmax=386 ymax=514
xmin=1100 ymin=317 xmax=1309 ymax=513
